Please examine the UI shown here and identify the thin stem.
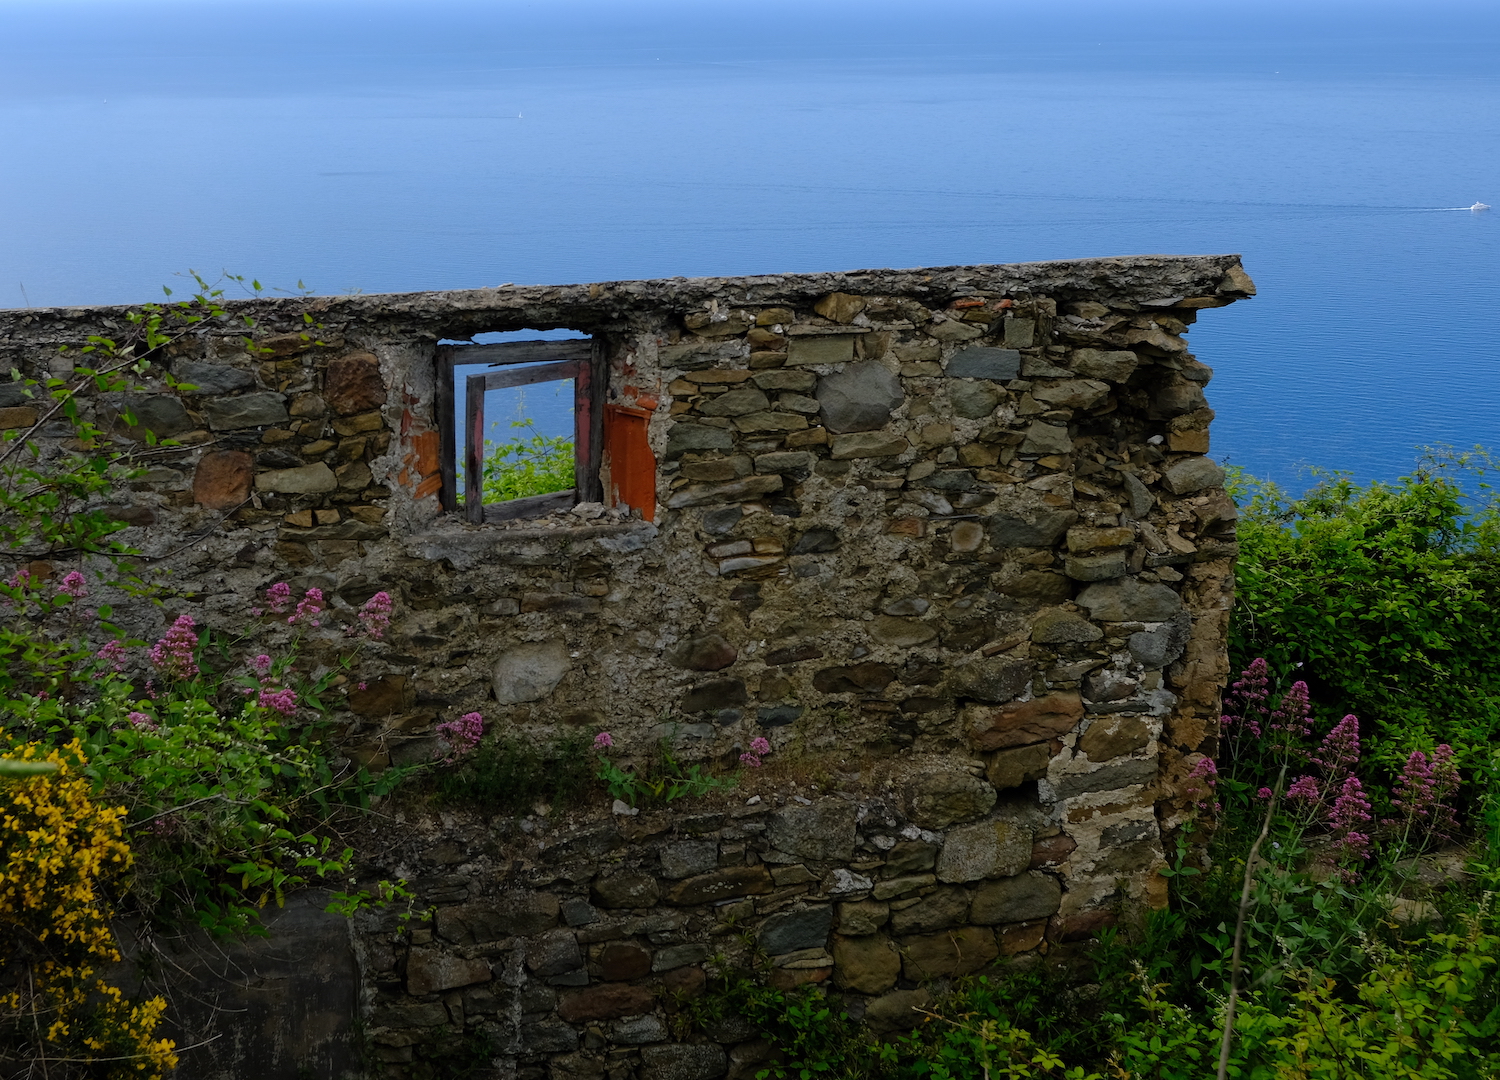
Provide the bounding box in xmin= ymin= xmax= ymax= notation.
xmin=1218 ymin=761 xmax=1287 ymax=1080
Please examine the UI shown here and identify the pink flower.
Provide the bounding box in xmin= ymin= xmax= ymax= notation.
xmin=750 ymin=737 xmax=771 ymax=756
xmin=257 ymin=687 xmax=298 ymax=717
xmin=739 ymin=753 xmax=762 ymax=768
xmin=252 ymin=654 xmax=273 ymax=677
xmin=148 ymin=614 xmax=199 ymax=680
xmin=1222 ymin=657 xmax=1270 ymax=738
xmin=1329 ymin=776 xmax=1373 ymax=861
xmin=1286 ymin=775 xmax=1321 ymax=803
xmin=265 ymin=581 xmax=292 ymax=614
xmin=435 ymin=711 xmax=484 ymax=757
xmin=1256 ymin=787 xmax=1273 ymax=800
xmin=594 ymin=731 xmax=614 ymax=750
xmin=1312 ymin=714 xmax=1361 ymax=781
xmin=289 ymin=587 xmax=323 ymax=627
xmin=58 ymin=570 xmax=87 ymax=598
xmin=127 ymin=710 xmax=157 ymax=731
xmin=357 ymin=681 xmax=368 ymax=691
xmin=1270 ymin=680 xmax=1313 ymax=738
xmin=1389 ymin=744 xmax=1461 ymax=840
xmin=95 ymin=640 xmax=127 ymax=673
xmin=6 ymin=568 xmax=31 ymax=591
xmin=358 ymin=591 xmax=394 ymax=639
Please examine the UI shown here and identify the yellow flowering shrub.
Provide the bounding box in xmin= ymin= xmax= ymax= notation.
xmin=0 ymin=741 xmax=177 ymax=1078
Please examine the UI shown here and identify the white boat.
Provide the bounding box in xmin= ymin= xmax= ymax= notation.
xmin=1471 ymin=202 xmax=1491 ymax=211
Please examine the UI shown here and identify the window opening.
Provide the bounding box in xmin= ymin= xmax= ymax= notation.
xmin=435 ymin=335 xmax=601 ymax=523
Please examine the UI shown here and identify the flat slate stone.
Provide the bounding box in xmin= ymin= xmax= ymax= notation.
xmin=759 ymin=905 xmax=832 ymax=955
xmin=946 ymin=346 xmax=1021 ymax=380
xmin=203 ymin=391 xmax=290 ymax=430
xmin=173 ymin=359 xmax=255 ymax=394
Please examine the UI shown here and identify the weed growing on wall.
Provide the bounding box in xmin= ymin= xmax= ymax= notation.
xmin=480 ymin=418 xmax=574 ymax=502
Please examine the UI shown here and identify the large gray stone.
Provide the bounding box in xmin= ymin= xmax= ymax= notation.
xmin=969 ymin=872 xmax=1063 ymax=924
xmin=1070 ymin=348 xmax=1139 ymax=382
xmin=949 ymin=380 xmax=1004 ymax=419
xmin=255 ymin=462 xmax=337 ymax=494
xmin=203 ymin=391 xmax=290 ymax=430
xmin=698 ymin=388 xmax=770 ymax=417
xmin=664 ymin=423 xmax=735 ymax=459
xmin=767 ymin=798 xmax=857 ymax=862
xmin=668 ymin=633 xmax=738 ymax=671
xmin=989 ymin=509 xmax=1078 ymax=549
xmin=660 ymin=841 xmax=719 ymax=880
xmin=1162 ymin=457 xmax=1226 ymax=495
xmin=816 ymin=362 xmax=904 ymax=433
xmin=951 ymin=657 xmax=1030 ymax=704
xmin=492 ymin=639 xmax=570 ymax=704
xmin=641 ymin=1044 xmax=727 ymax=1080
xmin=173 ymin=359 xmax=255 ymax=394
xmin=829 ymin=432 xmax=908 ymax=459
xmin=888 ymin=885 xmax=969 ymax=934
xmin=1052 ymin=757 xmax=1157 ymax=799
xmin=1032 ymin=379 xmax=1110 ymax=410
xmin=907 ymin=768 xmax=997 ymax=829
xmin=1020 ymin=420 xmax=1072 ymax=455
xmin=1128 ymin=613 xmax=1192 ymax=667
xmin=935 ymin=820 xmax=1033 ymax=883
xmin=1076 ymin=579 xmax=1183 ymax=622
xmin=946 ymin=346 xmax=1021 ymax=380
xmin=119 ymin=394 xmax=193 ymax=439
xmin=1030 ymin=609 xmax=1102 ymax=644
xmin=592 ymin=871 xmax=662 ymax=909
xmin=788 ymin=334 xmax=857 ymax=366
xmin=407 ymin=948 xmax=491 ymax=995
xmin=758 ymin=905 xmax=832 ymax=955
xmin=526 ymin=929 xmax=583 ymax=976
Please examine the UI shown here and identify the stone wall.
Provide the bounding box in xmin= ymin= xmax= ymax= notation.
xmin=0 ymin=255 xmax=1253 ymax=1079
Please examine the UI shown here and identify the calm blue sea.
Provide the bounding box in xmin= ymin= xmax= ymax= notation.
xmin=2 ymin=0 xmax=1498 ymax=488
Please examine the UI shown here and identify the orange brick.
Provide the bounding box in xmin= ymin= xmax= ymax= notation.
xmin=414 ymin=473 xmax=443 ymax=500
xmin=410 ymin=430 xmax=440 ymax=476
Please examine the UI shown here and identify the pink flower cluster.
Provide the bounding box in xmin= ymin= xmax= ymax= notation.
xmin=95 ymin=640 xmax=127 ymax=674
xmin=1221 ymin=657 xmax=1270 ymax=737
xmin=289 ymin=587 xmax=324 ymax=628
xmin=127 ymin=710 xmax=157 ymax=731
xmin=258 ymin=687 xmax=299 ymax=717
xmin=1388 ymin=744 xmax=1460 ymax=841
xmin=1329 ymin=776 xmax=1373 ymax=862
xmin=58 ymin=570 xmax=87 ymax=599
xmin=739 ymin=736 xmax=773 ymax=769
xmin=358 ymin=591 xmax=393 ymax=639
xmin=265 ymin=581 xmax=292 ymax=614
xmin=1184 ymin=755 xmax=1221 ymax=812
xmin=252 ymin=654 xmax=273 ymax=677
xmin=148 ymin=614 xmax=199 ymax=680
xmin=594 ymin=731 xmax=614 ymax=750
xmin=436 ymin=711 xmax=485 ymax=757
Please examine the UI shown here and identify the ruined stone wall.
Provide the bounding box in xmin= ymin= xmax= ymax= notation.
xmin=0 ymin=255 xmax=1252 ymax=1080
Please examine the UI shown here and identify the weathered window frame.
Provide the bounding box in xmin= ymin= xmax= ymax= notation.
xmin=434 ymin=338 xmax=604 ymax=523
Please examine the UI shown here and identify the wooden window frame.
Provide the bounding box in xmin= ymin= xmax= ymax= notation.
xmin=434 ymin=338 xmax=603 ymax=523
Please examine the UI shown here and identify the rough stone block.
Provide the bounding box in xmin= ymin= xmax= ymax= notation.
xmin=787 ymin=334 xmax=856 ymax=366
xmin=970 ymin=872 xmax=1063 ymax=925
xmin=1070 ymin=348 xmax=1138 ymax=382
xmin=1032 ymin=379 xmax=1109 ymax=410
xmin=324 ymin=353 xmax=386 ymax=415
xmin=832 ymin=933 xmax=900 ymax=993
xmin=935 ymin=821 xmax=1033 ymax=883
xmin=173 ymin=359 xmax=256 ymax=394
xmin=597 ymin=943 xmax=652 ymax=981
xmin=593 ymin=872 xmax=662 ymax=909
xmin=664 ymin=423 xmax=736 ymax=459
xmin=665 ymin=474 xmax=783 ymax=508
xmin=664 ymin=866 xmax=773 ymax=906
xmin=989 ymin=509 xmax=1078 ymax=549
xmin=987 ymin=743 xmax=1052 ymax=789
xmin=908 ymin=768 xmax=997 ymax=829
xmin=255 ymin=462 xmax=337 ymax=494
xmin=668 ymin=634 xmax=738 ymax=671
xmin=899 ymin=925 xmax=999 ymax=979
xmin=1079 ymin=716 xmax=1151 ymax=761
xmin=527 ymin=929 xmax=583 ymax=976
xmin=767 ymin=799 xmax=857 ymax=862
xmin=946 ymin=346 xmax=1021 ymax=380
xmin=193 ymin=450 xmax=255 ymax=509
xmin=1052 ymin=756 xmax=1157 ymax=800
xmin=559 ymin=984 xmax=656 ymax=1023
xmin=1020 ymin=420 xmax=1072 ymax=455
xmin=492 ymin=639 xmax=570 ymax=704
xmin=1162 ymin=456 xmax=1225 ymax=495
xmin=641 ymin=1043 xmax=728 ymax=1080
xmin=863 ymin=988 xmax=932 ymax=1034
xmin=829 ymin=432 xmax=909 ymax=459
xmin=759 ymin=906 xmax=833 ymax=955
xmin=699 ymin=388 xmax=771 ymax=417
xmin=888 ymin=886 xmax=969 ymax=935
xmin=951 ymin=657 xmax=1030 ymax=705
xmin=969 ymin=692 xmax=1085 ymax=752
xmin=815 ymin=362 xmax=904 ymax=433
xmin=204 ymin=391 xmax=290 ymax=430
xmin=1076 ymin=579 xmax=1184 ymax=622
xmin=407 ymin=948 xmax=491 ymax=995
xmin=1030 ymin=608 xmax=1102 ymax=644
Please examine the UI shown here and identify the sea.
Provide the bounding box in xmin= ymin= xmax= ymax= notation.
xmin=2 ymin=0 xmax=1498 ymax=491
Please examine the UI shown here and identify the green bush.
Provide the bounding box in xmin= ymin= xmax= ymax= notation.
xmin=480 ymin=418 xmax=575 ymax=502
xmin=1229 ymin=449 xmax=1500 ymax=766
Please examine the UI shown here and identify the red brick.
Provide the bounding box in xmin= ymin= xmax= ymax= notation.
xmin=414 ymin=474 xmax=443 ymax=500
